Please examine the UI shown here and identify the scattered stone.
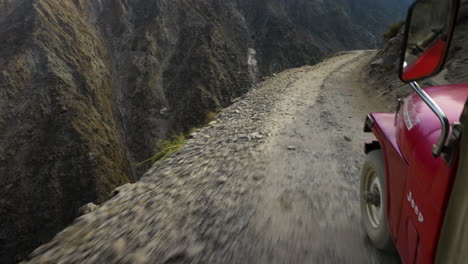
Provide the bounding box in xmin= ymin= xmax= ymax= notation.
xmin=287 ymin=145 xmax=297 ymax=150
xmin=252 ymin=175 xmax=264 ymax=181
xmin=160 ymin=108 xmax=168 ymax=115
xmin=344 ymin=136 xmax=352 ymax=142
xmin=186 ymin=242 xmax=205 ymax=257
xmin=235 ymin=110 xmax=241 ymax=114
xmin=163 ymin=247 xmax=186 ymax=263
xmin=162 ymin=243 xmax=204 ymax=263
xmin=217 ymin=235 xmax=229 ymax=246
xmin=370 ymin=58 xmax=384 ymax=66
xmin=217 ymin=176 xmax=228 ymax=184
xmin=112 ymin=238 xmax=126 ymax=255
xmin=236 ymin=135 xmax=248 ymax=142
xmin=77 ymin=203 xmax=98 ymax=216
xmin=249 ymin=132 xmax=264 ymax=140
xmin=111 ymin=183 xmax=132 ymax=197
xmin=132 ymin=249 xmax=149 ymax=264
xmin=238 ymin=187 xmax=247 ymax=195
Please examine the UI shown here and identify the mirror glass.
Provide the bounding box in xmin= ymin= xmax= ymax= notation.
xmin=401 ymin=0 xmax=455 ymax=81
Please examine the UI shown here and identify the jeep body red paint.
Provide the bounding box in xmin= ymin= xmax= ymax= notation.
xmin=367 ymin=83 xmax=468 ymax=263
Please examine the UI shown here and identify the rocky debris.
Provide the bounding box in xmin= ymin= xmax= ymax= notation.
xmin=287 ymin=146 xmax=297 ymax=151
xmin=344 ymin=136 xmax=352 ymax=142
xmin=249 ymin=132 xmax=264 ymax=140
xmin=77 ymin=203 xmax=99 ymax=216
xmin=217 ymin=176 xmax=228 ymax=184
xmin=163 ymin=243 xmax=205 ymax=263
xmin=112 ymin=239 xmax=127 ymax=256
xmin=370 ymin=58 xmax=384 ymax=66
xmin=189 ymin=132 xmax=199 ymax=139
xmin=110 ymin=183 xmax=133 ymax=198
xmin=252 ymin=175 xmax=264 ymax=182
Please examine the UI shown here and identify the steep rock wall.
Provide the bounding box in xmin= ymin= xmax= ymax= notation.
xmin=366 ymin=0 xmax=468 ymax=106
xmin=0 ymin=0 xmax=252 ymax=262
xmin=233 ymin=0 xmax=412 ymax=75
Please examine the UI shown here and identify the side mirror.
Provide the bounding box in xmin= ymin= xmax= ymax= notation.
xmin=400 ymin=0 xmax=459 ymax=82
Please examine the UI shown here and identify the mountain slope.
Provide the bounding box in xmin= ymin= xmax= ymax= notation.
xmin=366 ymin=0 xmax=468 ymax=105
xmin=233 ymin=0 xmax=412 ymax=74
xmin=0 ymin=1 xmax=252 ymax=262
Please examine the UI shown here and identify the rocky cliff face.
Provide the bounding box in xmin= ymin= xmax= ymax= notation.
xmin=367 ymin=0 xmax=468 ymax=105
xmin=0 ymin=1 xmax=252 ymax=262
xmin=446 ymin=1 xmax=468 ymax=83
xmin=0 ymin=1 xmax=134 ymax=261
xmin=0 ymin=0 xmax=409 ymax=262
xmin=233 ymin=0 xmax=412 ymax=75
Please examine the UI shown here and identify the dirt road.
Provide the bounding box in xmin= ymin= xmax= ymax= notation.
xmin=27 ymin=51 xmax=401 ymax=264
xmin=236 ymin=50 xmax=400 ymax=263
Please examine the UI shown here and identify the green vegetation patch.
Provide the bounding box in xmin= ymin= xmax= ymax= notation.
xmin=134 ymin=107 xmax=224 ymax=167
xmin=133 ymin=134 xmax=187 ymax=166
xmin=205 ymin=107 xmax=224 ymax=123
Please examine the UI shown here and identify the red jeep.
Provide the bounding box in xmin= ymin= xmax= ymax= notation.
xmin=360 ymin=0 xmax=468 ymax=263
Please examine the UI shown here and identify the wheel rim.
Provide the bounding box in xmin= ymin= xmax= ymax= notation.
xmin=364 ymin=169 xmax=383 ymax=229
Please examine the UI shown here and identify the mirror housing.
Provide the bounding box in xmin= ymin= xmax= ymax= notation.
xmin=399 ymin=0 xmax=460 ymax=82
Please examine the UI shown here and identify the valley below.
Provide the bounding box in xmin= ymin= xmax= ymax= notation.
xmin=24 ymin=51 xmax=402 ymax=264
